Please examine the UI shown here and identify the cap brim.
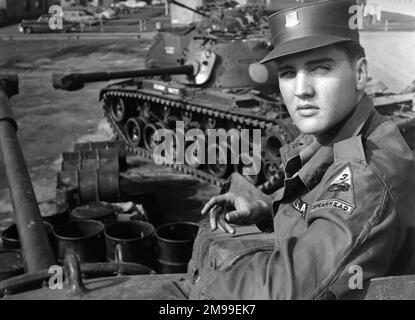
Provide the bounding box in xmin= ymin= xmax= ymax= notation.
xmin=259 ymin=35 xmax=353 ymax=64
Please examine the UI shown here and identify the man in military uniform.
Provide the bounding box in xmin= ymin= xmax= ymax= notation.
xmin=189 ymin=0 xmax=415 ymax=299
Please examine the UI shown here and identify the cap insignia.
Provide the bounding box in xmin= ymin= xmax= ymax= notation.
xmin=285 ymin=11 xmax=299 ymax=28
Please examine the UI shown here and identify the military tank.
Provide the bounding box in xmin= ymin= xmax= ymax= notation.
xmin=145 ymin=0 xmax=269 ymax=70
xmin=52 ymin=1 xmax=300 ymax=195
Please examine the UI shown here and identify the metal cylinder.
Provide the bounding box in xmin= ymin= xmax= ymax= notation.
xmin=42 ymin=210 xmax=70 ymax=229
xmin=70 ymin=202 xmax=117 ymax=226
xmin=61 ymin=149 xmax=119 ymax=172
xmin=55 ymin=185 xmax=80 ymax=213
xmin=73 ymin=140 xmax=127 ymax=171
xmin=104 ymin=221 xmax=155 ymax=268
xmin=1 ymin=224 xmax=20 ymax=250
xmin=2 ymin=222 xmax=55 ymax=251
xmin=155 ymin=222 xmax=199 ymax=274
xmin=53 ymin=220 xmax=106 ymax=263
xmin=0 ymin=89 xmax=56 ymax=272
xmin=57 ymin=170 xmax=120 ymax=203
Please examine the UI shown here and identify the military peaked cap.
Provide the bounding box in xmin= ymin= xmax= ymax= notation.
xmin=260 ymin=0 xmax=361 ymax=63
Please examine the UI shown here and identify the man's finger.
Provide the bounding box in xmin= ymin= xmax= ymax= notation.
xmin=201 ymin=194 xmax=228 ymax=215
xmin=225 ymin=210 xmax=239 ymax=224
xmin=209 ymin=205 xmax=222 ymax=231
xmin=217 ymin=223 xmax=226 ymax=233
xmin=218 ymin=214 xmax=235 ymax=234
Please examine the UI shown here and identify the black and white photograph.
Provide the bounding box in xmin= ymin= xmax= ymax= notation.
xmin=0 ymin=0 xmax=414 ymax=304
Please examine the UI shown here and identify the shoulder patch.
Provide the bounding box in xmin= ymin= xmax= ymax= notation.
xmin=327 ymin=166 xmax=352 ymax=192
xmin=310 ymin=199 xmax=355 ymax=215
xmin=291 ymin=198 xmax=309 ymax=219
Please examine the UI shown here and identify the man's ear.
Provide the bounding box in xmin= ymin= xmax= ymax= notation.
xmin=355 ymin=57 xmax=368 ymax=91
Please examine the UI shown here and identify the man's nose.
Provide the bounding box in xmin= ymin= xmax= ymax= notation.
xmin=294 ymin=72 xmax=314 ymax=99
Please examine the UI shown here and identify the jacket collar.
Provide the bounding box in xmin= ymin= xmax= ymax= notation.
xmin=275 ymin=94 xmax=375 ymax=200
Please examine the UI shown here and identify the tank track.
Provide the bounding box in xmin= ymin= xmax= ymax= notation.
xmin=101 ymin=87 xmax=297 ymax=194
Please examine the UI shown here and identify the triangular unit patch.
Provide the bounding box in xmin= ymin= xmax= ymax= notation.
xmin=327 ymin=166 xmax=352 ymax=192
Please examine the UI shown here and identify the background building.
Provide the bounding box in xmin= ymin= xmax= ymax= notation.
xmin=60 ymin=0 xmax=111 ymax=7
xmin=170 ymin=0 xmax=203 ymax=26
xmin=367 ymin=0 xmax=415 ymax=17
xmin=0 ymin=0 xmax=53 ymax=20
xmin=0 ymin=0 xmax=112 ymax=22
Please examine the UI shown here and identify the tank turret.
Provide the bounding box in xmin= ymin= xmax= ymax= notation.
xmin=145 ymin=0 xmax=269 ymax=69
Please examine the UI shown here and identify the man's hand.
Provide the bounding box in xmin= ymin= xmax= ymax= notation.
xmin=201 ymin=192 xmax=271 ymax=234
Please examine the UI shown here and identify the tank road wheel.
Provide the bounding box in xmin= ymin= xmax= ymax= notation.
xmin=188 ymin=121 xmax=201 ymax=130
xmin=261 ymin=158 xmax=285 ymax=193
xmin=263 ymin=132 xmax=283 ymax=160
xmin=143 ymin=123 xmax=157 ymax=151
xmin=166 ymin=116 xmax=180 ymax=130
xmin=260 ymin=126 xmax=289 ymax=190
xmin=238 ymin=157 xmax=265 ymax=186
xmin=125 ymin=117 xmax=145 ymax=147
xmin=162 ymin=105 xmax=171 ymax=122
xmin=206 ymin=143 xmax=235 ymax=179
xmin=203 ymin=116 xmax=216 ymax=131
xmin=184 ymin=140 xmax=203 ymax=169
xmin=143 ymin=122 xmax=165 ymax=151
xmin=182 ymin=122 xmax=203 ymax=168
xmin=142 ymin=101 xmax=151 ymax=119
xmin=263 ymin=159 xmax=283 ymax=182
xmin=110 ymin=98 xmax=127 ymax=122
xmin=181 ymin=109 xmax=193 ymax=127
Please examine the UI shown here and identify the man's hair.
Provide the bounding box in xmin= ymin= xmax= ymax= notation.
xmin=332 ymin=41 xmax=366 ymax=64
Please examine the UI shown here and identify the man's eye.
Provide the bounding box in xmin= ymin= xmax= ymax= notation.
xmin=312 ymin=65 xmax=331 ymax=73
xmin=278 ymin=71 xmax=295 ymax=78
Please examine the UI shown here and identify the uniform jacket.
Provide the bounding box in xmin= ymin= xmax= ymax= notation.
xmin=189 ymin=95 xmax=415 ymax=299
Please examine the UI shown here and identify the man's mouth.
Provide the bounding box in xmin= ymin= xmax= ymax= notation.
xmin=297 ymin=104 xmax=319 ymax=117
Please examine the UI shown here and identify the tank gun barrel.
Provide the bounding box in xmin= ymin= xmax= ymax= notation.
xmin=169 ymin=0 xmax=208 ymax=17
xmin=0 ymin=74 xmax=56 ymax=273
xmin=52 ymin=65 xmax=195 ymax=91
